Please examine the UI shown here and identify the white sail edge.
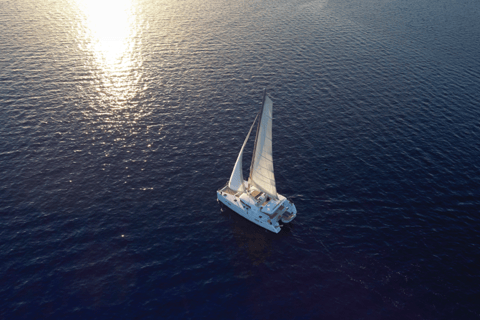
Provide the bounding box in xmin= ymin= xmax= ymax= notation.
xmin=228 ymin=114 xmax=259 ymax=192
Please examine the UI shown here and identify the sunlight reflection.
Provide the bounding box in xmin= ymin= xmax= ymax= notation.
xmin=75 ymin=0 xmax=141 ymax=109
xmin=77 ymin=0 xmax=135 ymax=69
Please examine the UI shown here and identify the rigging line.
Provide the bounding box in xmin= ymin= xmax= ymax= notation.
xmin=229 ymin=111 xmax=259 ymax=187
xmin=251 ymin=167 xmax=276 ymax=180
xmin=256 ymin=154 xmax=274 ymax=162
xmin=252 ymin=175 xmax=276 ymax=184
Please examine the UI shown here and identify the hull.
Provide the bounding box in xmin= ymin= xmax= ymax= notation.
xmin=217 ymin=182 xmax=297 ymax=233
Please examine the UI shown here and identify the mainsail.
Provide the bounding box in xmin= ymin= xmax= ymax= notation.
xmin=249 ymin=93 xmax=277 ymax=199
xmin=228 ymin=114 xmax=258 ymax=192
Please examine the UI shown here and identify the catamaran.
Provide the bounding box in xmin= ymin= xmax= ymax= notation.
xmin=217 ymin=90 xmax=297 ymax=233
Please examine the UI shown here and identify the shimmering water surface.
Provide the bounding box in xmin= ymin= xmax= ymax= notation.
xmin=1 ymin=0 xmax=480 ymax=318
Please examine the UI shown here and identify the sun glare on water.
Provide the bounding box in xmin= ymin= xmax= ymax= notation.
xmin=75 ymin=0 xmax=142 ymax=109
xmin=77 ymin=0 xmax=135 ymax=70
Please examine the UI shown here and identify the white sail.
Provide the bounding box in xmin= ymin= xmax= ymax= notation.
xmin=217 ymin=90 xmax=297 ymax=233
xmin=228 ymin=115 xmax=258 ymax=192
xmin=249 ymin=95 xmax=277 ymax=199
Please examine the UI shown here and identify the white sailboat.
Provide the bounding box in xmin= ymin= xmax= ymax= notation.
xmin=217 ymin=90 xmax=297 ymax=233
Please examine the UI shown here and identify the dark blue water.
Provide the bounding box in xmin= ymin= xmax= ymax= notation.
xmin=1 ymin=0 xmax=480 ymax=318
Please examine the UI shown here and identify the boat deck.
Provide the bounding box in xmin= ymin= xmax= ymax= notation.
xmin=250 ymin=190 xmax=262 ymax=199
xmin=220 ymin=184 xmax=293 ymax=222
xmin=261 ymin=205 xmax=286 ymax=219
xmin=221 ymin=186 xmax=237 ymax=195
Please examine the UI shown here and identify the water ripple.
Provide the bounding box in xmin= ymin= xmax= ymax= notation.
xmin=1 ymin=0 xmax=480 ymax=318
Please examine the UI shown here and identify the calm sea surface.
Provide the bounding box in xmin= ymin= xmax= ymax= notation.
xmin=1 ymin=0 xmax=480 ymax=318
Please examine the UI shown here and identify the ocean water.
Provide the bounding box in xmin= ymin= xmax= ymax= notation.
xmin=1 ymin=0 xmax=480 ymax=318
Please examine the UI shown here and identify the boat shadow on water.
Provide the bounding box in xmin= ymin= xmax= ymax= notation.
xmin=218 ymin=201 xmax=293 ymax=266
